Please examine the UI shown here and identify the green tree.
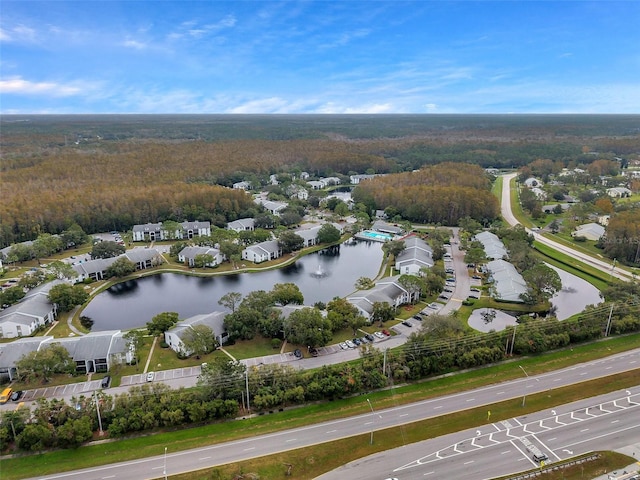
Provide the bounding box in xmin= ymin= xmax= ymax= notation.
xmin=16 ymin=424 xmax=54 ymax=452
xmin=371 ymin=301 xmax=396 ymax=326
xmin=15 ymin=343 xmax=75 ymax=383
xmin=47 ymin=260 xmax=78 ymax=280
xmin=32 ymin=233 xmax=65 ymax=263
xmin=197 ymin=357 xmax=246 ymax=401
xmin=317 ymin=223 xmax=341 ymax=244
xmin=398 ymin=274 xmax=425 ymax=302
xmin=146 ymin=312 xmax=179 ymax=336
xmin=162 ymin=220 xmax=183 ymax=240
xmin=123 ymin=330 xmax=145 ymax=365
xmin=522 ymin=264 xmax=562 ymax=303
xmin=181 ymin=324 xmax=218 ymax=358
xmin=104 ymin=257 xmax=137 ymax=278
xmin=464 ymin=245 xmax=487 ymax=265
xmin=271 ymin=282 xmax=304 ymax=305
xmin=0 ymin=286 xmax=26 ymax=306
xmin=56 ymin=416 xmax=93 ymax=448
xmin=218 ymin=292 xmax=243 ymax=313
xmin=285 ymin=307 xmax=333 ymax=347
xmin=91 ymin=241 xmax=125 ymax=259
xmin=278 ymin=231 xmax=304 ymax=254
xmin=326 ymin=297 xmax=360 ymax=332
xmin=354 ymin=276 xmax=375 ymax=290
xmin=382 ymin=240 xmax=406 ymax=258
xmin=218 ymin=240 xmax=242 ymax=261
xmin=48 ymin=283 xmax=89 ymax=312
xmin=193 ymin=253 xmax=215 ymax=268
xmin=61 ymin=224 xmax=89 ymax=248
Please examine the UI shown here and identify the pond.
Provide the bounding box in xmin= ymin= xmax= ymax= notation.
xmin=82 ymin=239 xmax=383 ymax=331
xmin=467 ymin=264 xmax=603 ymax=332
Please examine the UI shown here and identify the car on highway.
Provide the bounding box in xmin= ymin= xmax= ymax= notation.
xmin=146 ymin=372 xmax=155 ymax=382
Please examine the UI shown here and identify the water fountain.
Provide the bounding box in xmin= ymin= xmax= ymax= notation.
xmin=311 ymin=264 xmax=328 ymax=278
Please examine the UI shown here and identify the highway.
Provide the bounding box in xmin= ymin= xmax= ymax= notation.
xmin=25 ymin=347 xmax=640 ymax=480
xmin=320 ymin=388 xmax=640 ymax=480
xmin=500 ymin=172 xmax=632 ymax=282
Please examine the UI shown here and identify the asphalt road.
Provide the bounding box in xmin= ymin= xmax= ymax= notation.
xmin=500 ymin=173 xmax=632 ymax=282
xmin=319 ymin=388 xmax=640 ymax=480
xmin=24 ymin=347 xmax=640 ymax=480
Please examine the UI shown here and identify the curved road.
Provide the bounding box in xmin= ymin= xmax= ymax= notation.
xmin=500 ymin=172 xmax=632 ymax=282
xmin=25 ymin=347 xmax=640 ymax=480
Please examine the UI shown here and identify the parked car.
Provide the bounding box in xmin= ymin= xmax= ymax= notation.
xmin=101 ymin=375 xmax=111 ymax=388
xmin=345 ymin=340 xmax=356 ymax=348
xmin=438 ymin=294 xmax=449 ymax=300
xmin=412 ymin=315 xmax=423 ymax=321
xmin=402 ymin=320 xmax=413 ymax=327
xmin=146 ymin=372 xmax=155 ymax=382
xmin=309 ymin=347 xmax=319 ymax=357
xmin=472 ymin=275 xmax=482 ymax=280
xmin=10 ymin=390 xmax=23 ymax=402
xmin=365 ymin=333 xmax=375 ymax=342
xmin=374 ymin=331 xmax=385 ymax=339
xmin=339 ymin=342 xmax=348 ymax=349
xmin=360 ymin=336 xmax=369 ymax=344
xmin=293 ymin=349 xmax=302 ymax=358
xmin=382 ymin=329 xmax=391 ymax=336
xmin=428 ymin=303 xmax=440 ymax=310
xmin=444 ymin=288 xmax=453 ymax=293
xmin=352 ymin=338 xmax=362 ymax=346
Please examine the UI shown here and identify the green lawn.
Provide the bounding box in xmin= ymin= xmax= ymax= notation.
xmin=3 ymin=333 xmax=639 ymax=480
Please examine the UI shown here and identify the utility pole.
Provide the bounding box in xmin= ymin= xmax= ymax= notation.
xmin=94 ymin=390 xmax=103 ymax=435
xmin=245 ymin=368 xmax=250 ymax=413
xmin=605 ymin=304 xmax=614 ymax=337
xmin=163 ymin=446 xmax=167 ymax=480
xmin=366 ymin=398 xmax=375 ymax=445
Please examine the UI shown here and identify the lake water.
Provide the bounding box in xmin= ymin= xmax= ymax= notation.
xmin=82 ymin=240 xmax=383 ymax=331
xmin=468 ymin=263 xmax=603 ymax=332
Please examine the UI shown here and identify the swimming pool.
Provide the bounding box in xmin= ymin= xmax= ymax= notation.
xmin=356 ymin=230 xmax=393 ymax=242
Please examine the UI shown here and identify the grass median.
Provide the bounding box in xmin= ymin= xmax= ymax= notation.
xmin=2 ymin=333 xmax=639 ymax=480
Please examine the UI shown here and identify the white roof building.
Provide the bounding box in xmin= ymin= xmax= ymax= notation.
xmin=486 ymin=259 xmax=528 ymax=303
xmin=572 ymin=223 xmax=606 ymax=241
xmin=474 ymin=231 xmax=508 ymax=260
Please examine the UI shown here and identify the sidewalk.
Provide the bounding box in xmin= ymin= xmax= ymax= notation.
xmin=592 ymin=442 xmax=640 ymax=479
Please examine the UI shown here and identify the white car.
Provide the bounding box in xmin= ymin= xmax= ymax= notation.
xmin=428 ymin=303 xmax=440 ymax=310
xmin=339 ymin=342 xmax=348 ymax=350
xmin=374 ymin=331 xmax=385 ymax=339
xmin=146 ymin=372 xmax=155 ymax=382
xmin=345 ymin=340 xmax=356 ymax=349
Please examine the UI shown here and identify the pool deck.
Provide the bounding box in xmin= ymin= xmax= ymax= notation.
xmin=354 ymin=230 xmax=392 ymax=242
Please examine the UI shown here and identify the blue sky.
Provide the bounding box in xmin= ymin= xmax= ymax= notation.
xmin=1 ymin=1 xmax=639 ymax=114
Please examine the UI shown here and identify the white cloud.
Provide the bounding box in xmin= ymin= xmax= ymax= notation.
xmin=0 ymin=77 xmax=83 ymax=96
xmin=122 ymin=39 xmax=147 ymax=50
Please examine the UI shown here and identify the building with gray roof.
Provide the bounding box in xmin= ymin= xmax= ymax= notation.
xmin=165 ymin=311 xmax=227 ymax=356
xmin=0 ymin=280 xmax=62 ymax=338
xmin=132 ymin=221 xmax=211 ymax=241
xmin=347 ymin=276 xmax=416 ymax=321
xmin=227 ymin=218 xmax=255 ymax=232
xmin=241 ymin=240 xmax=282 ymax=264
xmin=486 ymin=259 xmax=528 ymax=303
xmin=395 ymin=235 xmax=434 ymax=274
xmin=572 ymin=223 xmax=606 ymax=241
xmin=474 ymin=231 xmax=508 ymax=260
xmin=72 ymin=248 xmax=162 ymax=281
xmin=372 ymin=220 xmax=403 ymax=235
xmin=178 ymin=246 xmax=223 ymax=267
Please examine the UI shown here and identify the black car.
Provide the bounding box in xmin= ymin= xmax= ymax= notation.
xmin=293 ymin=349 xmax=303 ymax=358
xmin=365 ymin=333 xmax=375 ymax=342
xmin=402 ymin=320 xmax=413 ymax=327
xmin=10 ymin=390 xmax=23 ymax=402
xmin=444 ymin=288 xmax=453 ymax=293
xmin=412 ymin=315 xmax=423 ymax=321
xmin=101 ymin=375 xmax=111 ymax=388
xmin=308 ymin=347 xmax=318 ymax=357
xmin=352 ymin=338 xmax=362 ymax=346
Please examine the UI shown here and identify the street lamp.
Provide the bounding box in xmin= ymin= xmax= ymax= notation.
xmin=366 ymin=398 xmax=375 ymax=445
xmin=163 ymin=446 xmax=167 ymax=480
xmin=518 ymin=365 xmax=529 ymax=407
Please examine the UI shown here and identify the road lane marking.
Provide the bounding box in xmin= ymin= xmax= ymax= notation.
xmin=326 ymin=430 xmax=337 ymax=433
xmin=423 ymin=471 xmax=434 ymax=476
xmin=580 ymin=428 xmax=589 ymax=432
xmin=547 ymin=437 xmax=556 ymax=441
xmin=611 ymin=420 xmax=619 ymax=424
xmin=243 ymin=447 xmax=255 ymax=451
xmin=466 ymin=398 xmax=475 ymax=402
xmin=286 ymin=439 xmax=297 ymax=442
xmin=433 ymin=405 xmax=443 ymax=409
xmin=496 ymin=391 xmax=505 ymax=395
xmin=464 ymin=460 xmax=474 ymax=465
xmin=501 ymin=450 xmax=511 ymax=454
xmin=199 ymin=456 xmax=211 ymax=460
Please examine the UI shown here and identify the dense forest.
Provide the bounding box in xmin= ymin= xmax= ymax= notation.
xmin=1 ymin=115 xmax=638 ymax=247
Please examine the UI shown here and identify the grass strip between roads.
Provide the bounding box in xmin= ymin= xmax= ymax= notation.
xmin=2 ymin=333 xmax=639 ymax=480
xmin=171 ymin=370 xmax=640 ymax=480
